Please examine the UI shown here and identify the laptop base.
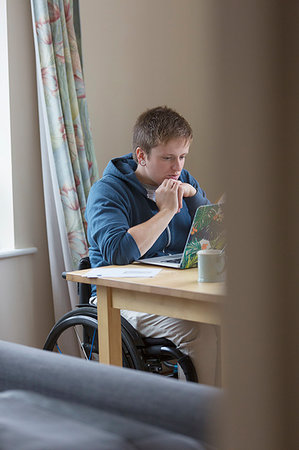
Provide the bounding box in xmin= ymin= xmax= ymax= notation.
xmin=137 ymin=254 xmax=183 ymax=269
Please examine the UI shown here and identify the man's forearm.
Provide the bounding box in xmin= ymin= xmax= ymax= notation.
xmin=127 ymin=209 xmax=174 ymax=257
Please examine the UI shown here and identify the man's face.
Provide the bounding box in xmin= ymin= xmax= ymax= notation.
xmin=139 ymin=137 xmax=190 ymax=186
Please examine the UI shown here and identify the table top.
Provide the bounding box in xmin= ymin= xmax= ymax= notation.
xmin=66 ymin=264 xmax=226 ymax=303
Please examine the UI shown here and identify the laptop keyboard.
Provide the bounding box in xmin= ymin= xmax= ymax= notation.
xmin=163 ymin=258 xmax=181 ymax=264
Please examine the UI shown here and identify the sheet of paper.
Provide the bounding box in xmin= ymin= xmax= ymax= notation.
xmin=83 ymin=267 xmax=162 ymax=278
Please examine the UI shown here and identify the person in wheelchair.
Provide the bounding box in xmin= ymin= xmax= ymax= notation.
xmin=85 ymin=106 xmax=219 ymax=385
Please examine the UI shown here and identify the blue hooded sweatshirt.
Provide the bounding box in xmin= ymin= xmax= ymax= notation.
xmin=85 ymin=153 xmax=210 ymax=289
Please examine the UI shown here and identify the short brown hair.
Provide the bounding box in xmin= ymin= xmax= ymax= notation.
xmin=132 ymin=106 xmax=193 ymax=161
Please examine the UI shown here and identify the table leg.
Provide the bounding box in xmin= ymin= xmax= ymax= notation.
xmin=96 ymin=285 xmax=122 ymax=366
xmin=220 ymin=323 xmax=226 ymax=387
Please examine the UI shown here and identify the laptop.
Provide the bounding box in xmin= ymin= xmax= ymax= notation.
xmin=139 ymin=203 xmax=225 ymax=269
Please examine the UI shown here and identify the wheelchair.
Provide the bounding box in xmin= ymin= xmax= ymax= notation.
xmin=43 ymin=257 xmax=198 ymax=382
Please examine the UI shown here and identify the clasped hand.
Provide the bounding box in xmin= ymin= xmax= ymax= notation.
xmin=155 ymin=179 xmax=196 ymax=214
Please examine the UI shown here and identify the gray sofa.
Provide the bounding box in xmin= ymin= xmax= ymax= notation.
xmin=0 ymin=340 xmax=221 ymax=449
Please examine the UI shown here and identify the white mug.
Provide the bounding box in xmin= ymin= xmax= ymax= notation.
xmin=197 ymin=249 xmax=226 ymax=283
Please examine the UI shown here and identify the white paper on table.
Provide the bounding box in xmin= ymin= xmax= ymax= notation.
xmin=82 ymin=267 xmax=162 ymax=279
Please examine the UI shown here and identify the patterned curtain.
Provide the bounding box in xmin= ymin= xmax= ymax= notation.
xmin=31 ymin=0 xmax=99 ymax=320
xmin=32 ymin=0 xmax=98 ymax=270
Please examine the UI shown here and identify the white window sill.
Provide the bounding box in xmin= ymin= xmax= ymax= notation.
xmin=0 ymin=247 xmax=38 ymax=260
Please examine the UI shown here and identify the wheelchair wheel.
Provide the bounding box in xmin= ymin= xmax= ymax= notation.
xmin=43 ymin=308 xmax=146 ymax=370
xmin=44 ymin=314 xmax=99 ymax=361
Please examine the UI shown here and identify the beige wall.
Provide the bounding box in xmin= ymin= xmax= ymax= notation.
xmin=80 ymin=0 xmax=223 ymax=202
xmin=0 ymin=0 xmax=54 ymax=347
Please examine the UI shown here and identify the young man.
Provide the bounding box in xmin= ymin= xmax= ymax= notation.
xmin=85 ymin=106 xmax=218 ymax=384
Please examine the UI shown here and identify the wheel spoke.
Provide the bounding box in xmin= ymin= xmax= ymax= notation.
xmin=55 ymin=343 xmax=62 ymax=354
xmin=73 ymin=325 xmax=88 ymax=359
xmin=89 ymin=328 xmax=97 ymax=360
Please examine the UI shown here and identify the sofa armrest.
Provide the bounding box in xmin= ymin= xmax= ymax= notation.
xmin=0 ymin=340 xmax=221 ymax=446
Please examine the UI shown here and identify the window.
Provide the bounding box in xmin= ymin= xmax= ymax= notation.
xmin=0 ymin=0 xmax=14 ymax=250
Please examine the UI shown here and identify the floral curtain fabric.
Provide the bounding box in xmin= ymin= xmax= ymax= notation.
xmin=31 ymin=0 xmax=98 ymax=270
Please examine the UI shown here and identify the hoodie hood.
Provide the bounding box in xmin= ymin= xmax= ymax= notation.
xmin=102 ymin=153 xmax=146 ymax=195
